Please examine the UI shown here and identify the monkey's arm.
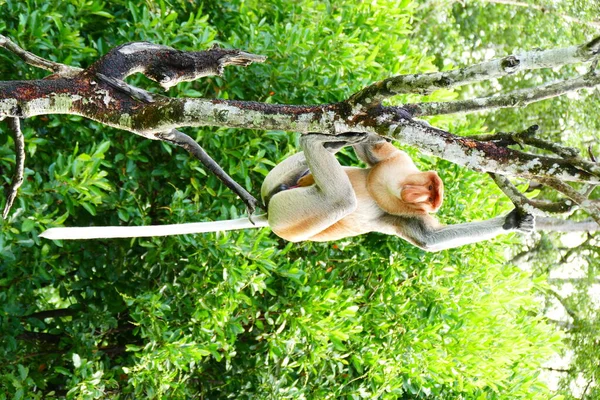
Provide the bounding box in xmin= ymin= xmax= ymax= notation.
xmin=390 ymin=210 xmax=535 ymax=252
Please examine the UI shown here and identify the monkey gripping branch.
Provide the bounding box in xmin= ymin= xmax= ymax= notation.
xmin=1 ymin=34 xmax=600 ymax=232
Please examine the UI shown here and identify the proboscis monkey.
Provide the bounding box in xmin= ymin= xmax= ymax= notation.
xmin=41 ymin=133 xmax=534 ymax=251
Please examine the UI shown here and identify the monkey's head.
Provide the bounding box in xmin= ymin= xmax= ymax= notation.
xmin=400 ymin=171 xmax=444 ymax=213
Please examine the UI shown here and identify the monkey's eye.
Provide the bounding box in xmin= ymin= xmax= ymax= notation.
xmin=428 ymin=197 xmax=433 ymax=202
xmin=428 ymin=185 xmax=433 ymax=190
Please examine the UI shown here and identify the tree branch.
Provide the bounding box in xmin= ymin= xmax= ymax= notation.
xmin=349 ymin=35 xmax=600 ymax=106
xmin=489 ymin=173 xmax=576 ymax=214
xmin=156 ymin=129 xmax=261 ymax=213
xmin=2 ymin=37 xmax=600 ymax=220
xmin=538 ymin=177 xmax=600 ymax=224
xmin=536 ymin=217 xmax=599 ymax=232
xmin=3 ymin=117 xmax=25 ymax=219
xmin=0 ymin=34 xmax=82 ymax=77
xmin=547 ymin=288 xmax=580 ymax=322
xmin=405 ymin=72 xmax=600 ymax=116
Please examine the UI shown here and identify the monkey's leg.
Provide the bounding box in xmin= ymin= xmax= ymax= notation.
xmin=156 ymin=129 xmax=260 ymax=215
xmin=267 ymin=133 xmax=366 ymax=241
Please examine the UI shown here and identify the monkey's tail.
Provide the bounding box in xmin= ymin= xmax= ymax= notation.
xmin=40 ymin=214 xmax=269 ymax=240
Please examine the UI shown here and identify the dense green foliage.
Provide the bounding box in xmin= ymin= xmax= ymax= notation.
xmin=3 ymin=0 xmax=596 ymax=398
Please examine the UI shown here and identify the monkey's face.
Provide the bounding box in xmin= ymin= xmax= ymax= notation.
xmin=400 ymin=171 xmax=444 ymax=213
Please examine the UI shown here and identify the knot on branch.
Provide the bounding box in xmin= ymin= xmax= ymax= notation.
xmin=500 ymin=55 xmax=520 ymax=73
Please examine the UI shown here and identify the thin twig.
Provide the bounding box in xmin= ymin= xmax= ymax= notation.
xmin=405 ymin=72 xmax=600 ymax=116
xmin=539 ymin=177 xmax=600 ymax=224
xmin=3 ymin=118 xmax=25 ymax=219
xmin=0 ymin=34 xmax=82 ymax=77
xmin=489 ymin=173 xmax=575 ymax=214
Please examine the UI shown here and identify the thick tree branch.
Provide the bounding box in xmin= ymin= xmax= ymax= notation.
xmin=0 ymin=34 xmax=82 ymax=77
xmin=1 ymin=79 xmax=598 ymax=184
xmin=3 ymin=117 xmax=25 ymax=219
xmin=405 ymin=72 xmax=600 ymax=116
xmin=350 ymin=35 xmax=600 ymax=106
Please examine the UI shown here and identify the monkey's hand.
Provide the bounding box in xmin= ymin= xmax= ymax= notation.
xmin=502 ymin=209 xmax=535 ymax=233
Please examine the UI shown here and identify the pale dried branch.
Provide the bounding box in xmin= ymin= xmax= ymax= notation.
xmin=3 ymin=118 xmax=25 ymax=219
xmin=536 ymin=217 xmax=599 ymax=232
xmin=405 ymin=72 xmax=600 ymax=116
xmin=349 ymin=35 xmax=600 ymax=107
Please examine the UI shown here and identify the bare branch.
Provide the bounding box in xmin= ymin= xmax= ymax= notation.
xmin=548 ymin=277 xmax=600 ymax=284
xmin=539 ymin=177 xmax=600 ymax=224
xmin=0 ymin=34 xmax=82 ymax=77
xmin=349 ymin=35 xmax=600 ymax=106
xmin=508 ymin=126 xmax=600 ymax=177
xmin=405 ymin=72 xmax=600 ymax=116
xmin=536 ymin=217 xmax=600 ymax=232
xmin=3 ymin=118 xmax=25 ymax=219
xmin=547 ymin=288 xmax=580 ymax=322
xmin=489 ymin=173 xmax=575 ymax=214
xmin=378 ymin=114 xmax=599 ymax=184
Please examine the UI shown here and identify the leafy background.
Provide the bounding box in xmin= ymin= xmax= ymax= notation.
xmin=0 ymin=0 xmax=598 ymax=398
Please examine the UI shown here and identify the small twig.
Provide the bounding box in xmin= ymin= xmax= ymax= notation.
xmin=3 ymin=118 xmax=25 ymax=219
xmin=405 ymin=73 xmax=600 ymax=116
xmin=539 ymin=177 xmax=600 ymax=225
xmin=0 ymin=34 xmax=82 ymax=77
xmin=489 ymin=173 xmax=575 ymax=214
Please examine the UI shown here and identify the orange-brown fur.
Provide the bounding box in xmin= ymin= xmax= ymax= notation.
xmin=264 ymin=138 xmax=445 ymax=243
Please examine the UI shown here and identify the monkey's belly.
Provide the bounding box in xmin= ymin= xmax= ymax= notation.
xmin=309 ymin=201 xmax=383 ymax=241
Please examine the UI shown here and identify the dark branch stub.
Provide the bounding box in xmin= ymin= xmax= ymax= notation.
xmin=90 ymin=42 xmax=267 ymax=90
xmin=3 ymin=117 xmax=25 ymax=219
